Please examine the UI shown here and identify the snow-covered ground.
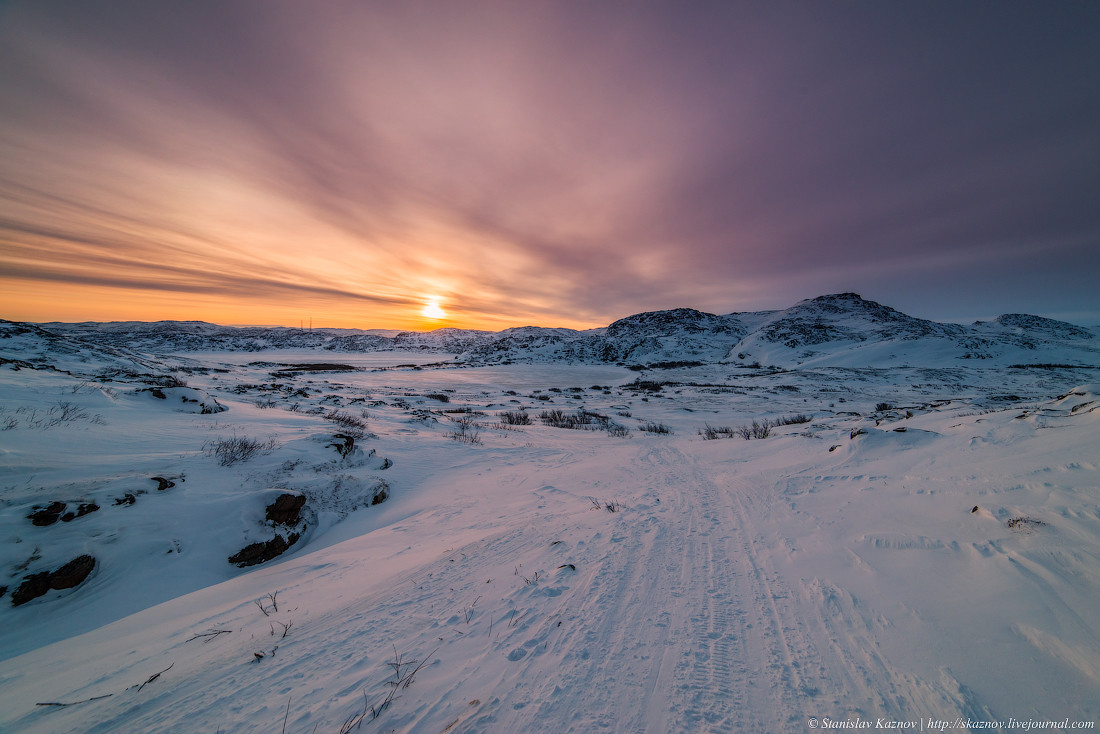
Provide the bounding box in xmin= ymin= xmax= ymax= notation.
xmin=1 ymin=338 xmax=1099 ymax=732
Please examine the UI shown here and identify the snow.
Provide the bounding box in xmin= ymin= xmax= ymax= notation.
xmin=1 ymin=318 xmax=1098 ymax=732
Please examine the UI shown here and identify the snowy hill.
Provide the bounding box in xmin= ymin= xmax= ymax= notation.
xmin=729 ymin=294 xmax=1097 ymax=368
xmin=731 ymin=292 xmax=961 ymax=351
xmin=32 ymin=294 xmax=1099 ymax=369
xmin=40 ymin=320 xmax=337 ymax=353
xmin=0 ymin=319 xmax=176 ymax=376
xmin=991 ymin=313 xmax=1094 ymax=341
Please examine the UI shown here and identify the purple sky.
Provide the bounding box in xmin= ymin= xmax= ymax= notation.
xmin=1 ymin=1 xmax=1098 ymax=329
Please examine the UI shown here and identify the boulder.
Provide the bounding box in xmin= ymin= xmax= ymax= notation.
xmin=371 ymin=484 xmax=389 ymax=505
xmin=328 ymin=433 xmax=355 ymax=458
xmin=61 ymin=503 xmax=100 ymax=522
xmin=11 ymin=572 xmax=51 ymax=606
xmin=50 ymin=555 xmax=96 ymax=589
xmin=228 ymin=533 xmax=300 ymax=568
xmin=265 ymin=493 xmax=306 ymax=525
xmin=28 ymin=501 xmax=67 ymax=526
xmin=11 ymin=554 xmax=96 ymax=606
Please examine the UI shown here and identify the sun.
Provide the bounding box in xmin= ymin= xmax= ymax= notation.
xmin=421 ymin=298 xmax=446 ymax=320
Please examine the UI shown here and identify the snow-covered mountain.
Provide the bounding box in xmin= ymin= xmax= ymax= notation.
xmin=727 ymin=293 xmax=1098 ymax=367
xmin=26 ymin=293 xmax=1099 ymax=368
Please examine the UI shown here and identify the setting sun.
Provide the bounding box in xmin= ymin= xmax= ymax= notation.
xmin=421 ymin=299 xmax=446 ymax=320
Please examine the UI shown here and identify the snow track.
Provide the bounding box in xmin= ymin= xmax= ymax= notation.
xmin=421 ymin=441 xmax=810 ymax=733
xmin=654 ymin=444 xmax=821 ymax=732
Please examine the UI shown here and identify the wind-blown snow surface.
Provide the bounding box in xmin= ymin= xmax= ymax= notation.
xmin=1 ymin=313 xmax=1099 ymax=732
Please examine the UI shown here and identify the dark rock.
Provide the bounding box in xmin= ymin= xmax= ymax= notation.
xmin=59 ymin=503 xmax=99 ymax=522
xmin=115 ymin=493 xmax=137 ymax=506
xmin=49 ymin=555 xmax=96 ymax=589
xmin=328 ymin=433 xmax=355 ymax=458
xmin=371 ymin=484 xmax=389 ymax=505
xmin=12 ymin=572 xmax=52 ymax=606
xmin=11 ymin=555 xmax=96 ymax=606
xmin=265 ymin=494 xmax=306 ymax=525
xmin=28 ymin=501 xmax=67 ymax=526
xmin=152 ymin=476 xmax=175 ymax=491
xmin=228 ymin=533 xmax=300 ymax=567
xmin=0 ymin=585 xmax=6 ymax=598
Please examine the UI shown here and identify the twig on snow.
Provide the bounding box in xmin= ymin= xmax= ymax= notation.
xmin=136 ymin=663 xmax=175 ymax=692
xmin=186 ymin=629 xmax=232 ymax=643
xmin=35 ymin=694 xmax=114 ymax=708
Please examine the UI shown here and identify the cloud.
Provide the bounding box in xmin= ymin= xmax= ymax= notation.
xmin=1 ymin=1 xmax=1098 ymax=326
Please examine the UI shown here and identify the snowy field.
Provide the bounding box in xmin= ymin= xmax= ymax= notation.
xmin=1 ymin=340 xmax=1099 ymax=732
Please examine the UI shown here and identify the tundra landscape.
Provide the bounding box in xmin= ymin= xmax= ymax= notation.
xmin=2 ymin=294 xmax=1098 ymax=732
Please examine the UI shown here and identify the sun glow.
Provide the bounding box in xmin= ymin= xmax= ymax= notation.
xmin=421 ymin=298 xmax=446 ymax=320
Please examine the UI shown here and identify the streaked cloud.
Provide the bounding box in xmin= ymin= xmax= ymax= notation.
xmin=2 ymin=1 xmax=1098 ymax=328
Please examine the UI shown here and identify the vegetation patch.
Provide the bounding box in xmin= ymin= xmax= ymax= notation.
xmin=499 ymin=410 xmax=533 ymax=425
xmin=738 ymin=420 xmax=772 ymax=440
xmin=446 ymin=415 xmax=482 ymax=445
xmin=323 ymin=409 xmax=369 ymax=434
xmin=700 ymin=424 xmax=736 ymax=440
xmin=204 ymin=435 xmax=279 ymax=466
xmin=1006 ymin=516 xmax=1045 ymax=531
xmin=701 ymin=415 xmax=808 ymax=440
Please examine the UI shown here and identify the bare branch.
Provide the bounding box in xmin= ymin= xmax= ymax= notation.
xmin=186 ymin=629 xmax=232 ymax=643
xmin=136 ymin=663 xmax=174 ymax=692
xmin=35 ymin=694 xmax=113 ymax=708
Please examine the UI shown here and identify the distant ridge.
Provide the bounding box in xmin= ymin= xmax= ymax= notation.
xmin=12 ymin=294 xmax=1098 ymax=368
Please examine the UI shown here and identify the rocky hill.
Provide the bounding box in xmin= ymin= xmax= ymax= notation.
xmin=16 ymin=294 xmax=1099 ymax=369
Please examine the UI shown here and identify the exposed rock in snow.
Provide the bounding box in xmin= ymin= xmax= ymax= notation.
xmin=11 ymin=555 xmax=96 ymax=606
xmin=265 ymin=492 xmax=306 ymax=526
xmin=227 ymin=533 xmax=300 ymax=568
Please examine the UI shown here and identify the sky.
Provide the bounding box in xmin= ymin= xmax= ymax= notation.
xmin=1 ymin=1 xmax=1098 ymax=331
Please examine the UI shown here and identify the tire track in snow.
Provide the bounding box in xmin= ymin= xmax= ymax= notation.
xmin=634 ymin=443 xmax=944 ymax=729
xmin=479 ymin=441 xmax=816 ymax=732
xmin=464 ymin=447 xmax=689 ymax=733
xmin=441 ymin=441 xmax=743 ymax=733
xmin=641 ymin=443 xmax=797 ymax=731
xmin=721 ymin=458 xmax=994 ymax=724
